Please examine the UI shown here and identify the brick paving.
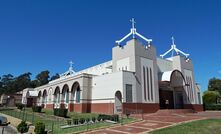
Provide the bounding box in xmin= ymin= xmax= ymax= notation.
xmin=85 ymin=111 xmax=221 ymax=134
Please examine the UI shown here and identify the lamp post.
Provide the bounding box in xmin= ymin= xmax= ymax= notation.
xmin=7 ymin=96 xmax=10 ymax=108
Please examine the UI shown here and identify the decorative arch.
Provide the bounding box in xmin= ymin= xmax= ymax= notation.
xmin=37 ymin=91 xmax=42 ymax=105
xmin=54 ymin=86 xmax=60 ymax=104
xmin=38 ymin=91 xmax=42 ymax=97
xmin=42 ymin=89 xmax=47 ymax=104
xmin=48 ymin=88 xmax=53 ymax=103
xmin=71 ymin=82 xmax=81 ymax=103
xmin=161 ymin=70 xmax=186 ymax=87
xmin=62 ymin=84 xmax=69 ymax=104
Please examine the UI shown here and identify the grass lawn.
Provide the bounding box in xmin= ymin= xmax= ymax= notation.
xmin=0 ymin=108 xmax=137 ymax=134
xmin=150 ymin=119 xmax=221 ymax=134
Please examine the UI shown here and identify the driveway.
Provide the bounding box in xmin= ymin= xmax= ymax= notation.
xmin=0 ymin=125 xmax=17 ymax=134
xmin=85 ymin=111 xmax=221 ymax=134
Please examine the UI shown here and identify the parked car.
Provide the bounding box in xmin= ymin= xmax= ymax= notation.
xmin=0 ymin=116 xmax=10 ymax=126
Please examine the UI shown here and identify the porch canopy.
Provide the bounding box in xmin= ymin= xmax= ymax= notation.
xmin=160 ymin=70 xmax=186 ymax=87
xmin=26 ymin=91 xmax=38 ymax=98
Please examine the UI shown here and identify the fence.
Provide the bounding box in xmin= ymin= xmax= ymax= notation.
xmin=0 ymin=108 xmax=123 ymax=134
xmin=124 ymin=108 xmax=144 ymax=120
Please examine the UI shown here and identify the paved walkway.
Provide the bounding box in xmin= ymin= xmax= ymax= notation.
xmin=0 ymin=126 xmax=17 ymax=134
xmin=85 ymin=111 xmax=221 ymax=134
xmin=0 ymin=113 xmax=35 ymax=134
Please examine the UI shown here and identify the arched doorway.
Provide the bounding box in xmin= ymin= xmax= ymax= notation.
xmin=62 ymin=84 xmax=69 ymax=109
xmin=114 ymin=91 xmax=122 ymax=114
xmin=70 ymin=82 xmax=81 ymax=112
xmin=159 ymin=70 xmax=186 ymax=109
xmin=54 ymin=86 xmax=60 ymax=108
xmin=37 ymin=91 xmax=42 ymax=106
xmin=42 ymin=90 xmax=47 ymax=108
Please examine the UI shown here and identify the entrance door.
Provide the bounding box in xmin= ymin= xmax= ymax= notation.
xmin=174 ymin=91 xmax=184 ymax=109
xmin=159 ymin=90 xmax=174 ymax=109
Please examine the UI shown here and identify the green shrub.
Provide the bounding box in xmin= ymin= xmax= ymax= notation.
xmin=16 ymin=103 xmax=25 ymax=110
xmin=79 ymin=118 xmax=85 ymax=124
xmin=97 ymin=114 xmax=119 ymax=122
xmin=34 ymin=121 xmax=46 ymax=134
xmin=53 ymin=108 xmax=68 ymax=117
xmin=86 ymin=118 xmax=90 ymax=123
xmin=203 ymin=91 xmax=219 ymax=104
xmin=205 ymin=104 xmax=221 ymax=110
xmin=67 ymin=120 xmax=72 ymax=125
xmin=73 ymin=118 xmax=79 ymax=125
xmin=92 ymin=117 xmax=96 ymax=122
xmin=112 ymin=114 xmax=119 ymax=122
xmin=32 ymin=106 xmax=42 ymax=113
xmin=17 ymin=121 xmax=29 ymax=133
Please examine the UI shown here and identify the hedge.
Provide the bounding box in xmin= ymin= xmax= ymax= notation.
xmin=17 ymin=121 xmax=29 ymax=133
xmin=34 ymin=121 xmax=46 ymax=134
xmin=54 ymin=108 xmax=68 ymax=117
xmin=16 ymin=103 xmax=25 ymax=110
xmin=97 ymin=114 xmax=119 ymax=122
xmin=205 ymin=104 xmax=221 ymax=110
xmin=32 ymin=106 xmax=42 ymax=113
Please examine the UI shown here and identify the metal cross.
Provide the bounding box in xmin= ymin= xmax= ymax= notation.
xmin=171 ymin=36 xmax=175 ymax=45
xmin=69 ymin=61 xmax=74 ymax=68
xmin=130 ymin=18 xmax=136 ymax=29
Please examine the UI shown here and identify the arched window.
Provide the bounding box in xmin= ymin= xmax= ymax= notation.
xmin=143 ymin=66 xmax=147 ymax=101
xmin=146 ymin=67 xmax=150 ymax=101
xmin=186 ymin=76 xmax=190 ymax=100
xmin=190 ymin=77 xmax=193 ymax=102
xmin=150 ymin=68 xmax=153 ymax=101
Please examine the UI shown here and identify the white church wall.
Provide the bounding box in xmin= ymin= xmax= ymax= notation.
xmin=140 ymin=57 xmax=156 ymax=103
xmin=122 ymin=71 xmax=136 ymax=103
xmin=117 ymin=57 xmax=130 ymax=71
xmin=112 ymin=40 xmax=137 ymax=73
xmin=184 ymin=69 xmax=197 ymax=104
xmin=157 ymin=58 xmax=173 ymax=72
xmin=91 ymin=71 xmax=123 ymax=103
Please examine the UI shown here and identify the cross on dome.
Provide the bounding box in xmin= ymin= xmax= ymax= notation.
xmin=115 ymin=18 xmax=152 ymax=45
xmin=60 ymin=60 xmax=76 ymax=77
xmin=160 ymin=36 xmax=190 ymax=58
xmin=69 ymin=61 xmax=74 ymax=70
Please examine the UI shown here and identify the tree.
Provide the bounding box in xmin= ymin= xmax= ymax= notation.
xmin=0 ymin=73 xmax=33 ymax=93
xmin=50 ymin=73 xmax=60 ymax=81
xmin=15 ymin=72 xmax=32 ymax=91
xmin=0 ymin=77 xmax=2 ymax=88
xmin=203 ymin=91 xmax=221 ymax=104
xmin=36 ymin=70 xmax=50 ymax=86
xmin=1 ymin=74 xmax=14 ymax=88
xmin=30 ymin=80 xmax=39 ymax=88
xmin=0 ymin=74 xmax=15 ymax=93
xmin=208 ymin=77 xmax=221 ymax=94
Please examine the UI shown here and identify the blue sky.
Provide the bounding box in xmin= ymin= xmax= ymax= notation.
xmin=0 ymin=0 xmax=220 ymax=91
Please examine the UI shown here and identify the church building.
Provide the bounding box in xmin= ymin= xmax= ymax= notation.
xmin=22 ymin=19 xmax=203 ymax=114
